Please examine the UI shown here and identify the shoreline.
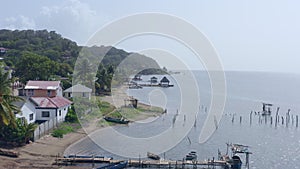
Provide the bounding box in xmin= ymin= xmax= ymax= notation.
xmin=0 ymin=93 xmax=164 ymax=169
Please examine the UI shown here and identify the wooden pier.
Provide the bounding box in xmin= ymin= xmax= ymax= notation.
xmin=55 ymin=157 xmax=228 ymax=168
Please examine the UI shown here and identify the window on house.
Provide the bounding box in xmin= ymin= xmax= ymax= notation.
xmin=64 ymin=108 xmax=66 ymax=111
xmin=68 ymin=93 xmax=71 ymax=97
xmin=47 ymin=90 xmax=51 ymax=96
xmin=82 ymin=92 xmax=86 ymax=97
xmin=59 ymin=110 xmax=61 ymax=116
xmin=42 ymin=111 xmax=50 ymax=117
xmin=27 ymin=89 xmax=34 ymax=96
xmin=29 ymin=113 xmax=33 ymax=121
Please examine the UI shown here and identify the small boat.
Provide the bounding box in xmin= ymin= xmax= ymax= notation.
xmin=147 ymin=152 xmax=160 ymax=160
xmin=104 ymin=116 xmax=130 ymax=124
xmin=185 ymin=151 xmax=197 ymax=161
xmin=97 ymin=161 xmax=128 ymax=169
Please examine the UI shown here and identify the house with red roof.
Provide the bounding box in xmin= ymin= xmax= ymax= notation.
xmin=16 ymin=80 xmax=72 ymax=124
xmin=30 ymin=96 xmax=72 ymax=122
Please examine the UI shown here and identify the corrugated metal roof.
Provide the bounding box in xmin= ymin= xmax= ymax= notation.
xmin=64 ymin=84 xmax=92 ymax=93
xmin=30 ymin=96 xmax=72 ymax=108
xmin=25 ymin=80 xmax=60 ymax=90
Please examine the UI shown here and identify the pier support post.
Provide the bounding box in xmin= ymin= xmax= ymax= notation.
xmin=250 ymin=111 xmax=252 ymax=126
xmin=270 ymin=116 xmax=273 ymax=125
xmin=246 ymin=152 xmax=250 ymax=169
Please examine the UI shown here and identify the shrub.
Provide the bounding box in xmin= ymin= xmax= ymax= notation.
xmin=51 ymin=124 xmax=74 ymax=138
xmin=65 ymin=106 xmax=79 ymax=123
xmin=51 ymin=129 xmax=64 ymax=138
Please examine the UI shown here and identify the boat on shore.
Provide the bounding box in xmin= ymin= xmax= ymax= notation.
xmin=104 ymin=116 xmax=130 ymax=124
xmin=97 ymin=161 xmax=128 ymax=169
xmin=147 ymin=152 xmax=160 ymax=160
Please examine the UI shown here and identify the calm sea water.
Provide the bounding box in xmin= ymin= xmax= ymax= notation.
xmin=65 ymin=71 xmax=300 ymax=169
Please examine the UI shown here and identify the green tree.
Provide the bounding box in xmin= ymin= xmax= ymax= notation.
xmin=14 ymin=52 xmax=59 ymax=83
xmin=74 ymin=58 xmax=95 ymax=88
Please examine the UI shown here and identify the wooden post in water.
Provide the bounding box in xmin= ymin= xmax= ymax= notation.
xmin=281 ymin=116 xmax=284 ymax=125
xmin=286 ymin=113 xmax=288 ymax=127
xmin=265 ymin=115 xmax=267 ymax=124
xmin=270 ymin=116 xmax=273 ymax=125
xmin=288 ymin=109 xmax=291 ymax=124
xmin=240 ymin=116 xmax=242 ymax=124
xmin=275 ymin=107 xmax=279 ymax=127
xmin=292 ymin=115 xmax=294 ymax=125
xmin=276 ymin=107 xmax=280 ymax=123
xmin=246 ymin=152 xmax=250 ymax=169
xmin=296 ymin=115 xmax=299 ymax=128
xmin=250 ymin=111 xmax=253 ymax=126
xmin=232 ymin=115 xmax=235 ymax=123
xmin=139 ymin=154 xmax=141 ymax=168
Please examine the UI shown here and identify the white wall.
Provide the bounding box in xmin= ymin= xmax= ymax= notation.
xmin=16 ymin=101 xmax=36 ymax=124
xmin=35 ymin=105 xmax=70 ymax=122
xmin=35 ymin=108 xmax=57 ymax=121
xmin=57 ymin=105 xmax=70 ymax=122
xmin=57 ymin=86 xmax=63 ymax=97
xmin=64 ymin=92 xmax=91 ymax=100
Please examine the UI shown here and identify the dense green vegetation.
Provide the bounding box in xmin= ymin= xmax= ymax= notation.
xmin=0 ymin=69 xmax=37 ymax=146
xmin=51 ymin=105 xmax=80 ymax=138
xmin=0 ymin=29 xmax=163 ymax=92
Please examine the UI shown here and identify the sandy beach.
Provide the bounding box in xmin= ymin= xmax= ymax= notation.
xmin=0 ymin=129 xmax=87 ymax=169
xmin=0 ymin=91 xmax=163 ymax=169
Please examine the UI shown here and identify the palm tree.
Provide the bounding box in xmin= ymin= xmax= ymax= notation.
xmin=0 ymin=70 xmax=21 ymax=127
xmin=74 ymin=58 xmax=95 ymax=88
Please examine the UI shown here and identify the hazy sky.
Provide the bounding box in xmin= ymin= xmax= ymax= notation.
xmin=1 ymin=0 xmax=300 ymax=73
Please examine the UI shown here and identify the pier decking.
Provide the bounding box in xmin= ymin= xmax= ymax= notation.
xmin=55 ymin=157 xmax=228 ymax=168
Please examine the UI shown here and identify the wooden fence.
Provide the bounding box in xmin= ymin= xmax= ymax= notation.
xmin=33 ymin=117 xmax=64 ymax=141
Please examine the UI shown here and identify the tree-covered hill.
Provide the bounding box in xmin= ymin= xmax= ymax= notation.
xmin=0 ymin=29 xmax=163 ymax=93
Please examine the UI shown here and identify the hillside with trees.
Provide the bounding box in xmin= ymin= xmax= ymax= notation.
xmin=0 ymin=29 xmax=164 ymax=93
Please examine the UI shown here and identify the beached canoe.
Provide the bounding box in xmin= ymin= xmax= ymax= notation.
xmin=104 ymin=116 xmax=130 ymax=124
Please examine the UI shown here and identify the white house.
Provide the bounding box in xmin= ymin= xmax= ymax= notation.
xmin=63 ymin=84 xmax=92 ymax=100
xmin=30 ymin=96 xmax=72 ymax=123
xmin=15 ymin=97 xmax=36 ymax=124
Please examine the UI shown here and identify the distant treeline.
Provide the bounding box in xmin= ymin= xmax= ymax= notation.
xmin=0 ymin=29 xmax=165 ymax=93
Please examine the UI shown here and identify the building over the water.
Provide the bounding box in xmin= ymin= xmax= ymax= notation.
xmin=150 ymin=76 xmax=158 ymax=84
xmin=160 ymin=76 xmax=170 ymax=87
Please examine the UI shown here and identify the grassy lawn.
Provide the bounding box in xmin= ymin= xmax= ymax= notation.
xmin=51 ymin=122 xmax=81 ymax=138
